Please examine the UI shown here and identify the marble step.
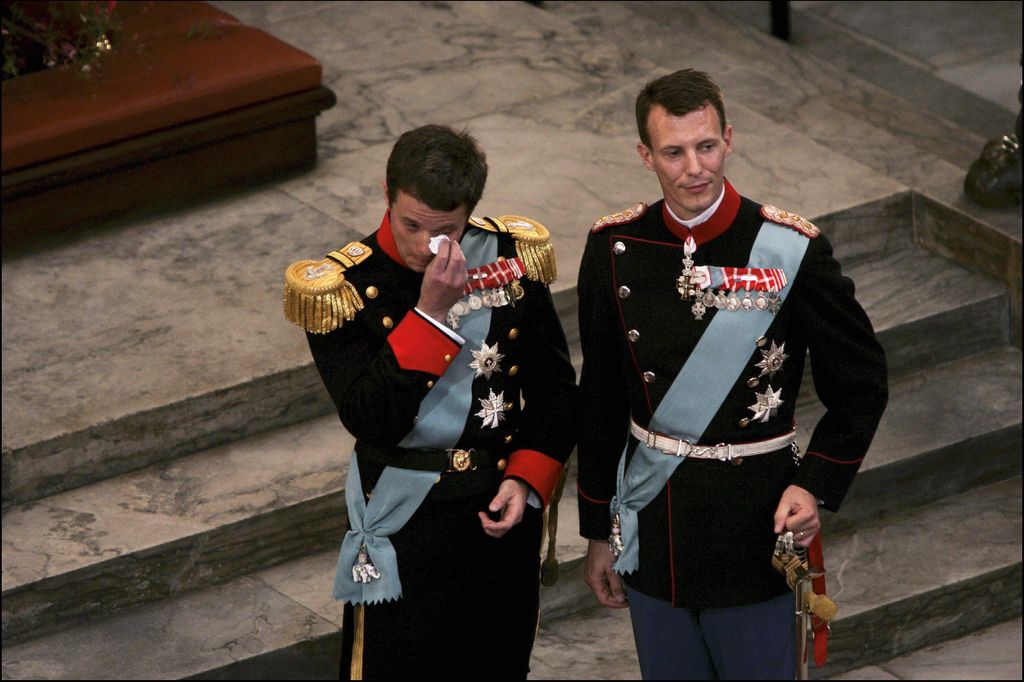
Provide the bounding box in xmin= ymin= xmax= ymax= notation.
xmin=3 ymin=473 xmax=1018 ymax=681
xmin=4 ymin=343 xmax=1019 ymax=645
xmin=803 ymin=346 xmax=1022 ymax=532
xmin=1 ymin=190 xmax=997 ymax=512
xmin=3 ymin=0 xmax=920 ymax=508
xmin=1 ymin=416 xmax=355 ymax=645
xmin=782 ymin=2 xmax=1018 ymax=143
xmin=830 ymin=236 xmax=1007 ymax=383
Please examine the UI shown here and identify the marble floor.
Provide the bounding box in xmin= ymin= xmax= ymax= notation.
xmin=528 ymin=607 xmax=1022 ymax=680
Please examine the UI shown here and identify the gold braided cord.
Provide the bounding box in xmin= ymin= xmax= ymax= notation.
xmin=516 ymin=239 xmax=557 ymax=285
xmin=283 ymin=258 xmax=364 ymax=334
xmin=497 ymin=214 xmax=558 ymax=285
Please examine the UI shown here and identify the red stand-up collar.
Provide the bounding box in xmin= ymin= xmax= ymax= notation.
xmin=376 ymin=210 xmax=408 ymax=268
xmin=661 ymin=178 xmax=740 ymax=246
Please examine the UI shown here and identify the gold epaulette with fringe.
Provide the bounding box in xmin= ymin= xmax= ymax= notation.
xmin=470 ymin=214 xmax=558 ymax=285
xmin=592 ymin=202 xmax=648 ymax=233
xmin=760 ymin=205 xmax=820 ymax=238
xmin=283 ymin=241 xmax=373 ymax=334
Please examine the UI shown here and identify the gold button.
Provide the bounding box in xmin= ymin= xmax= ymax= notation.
xmin=739 ymin=417 xmax=750 ymax=428
xmin=435 ymin=475 xmax=442 ymax=484
xmin=496 ymin=458 xmax=508 ymax=471
xmin=628 ymin=329 xmax=640 ymax=342
xmin=747 ymin=377 xmax=760 ymax=388
xmin=427 ymin=380 xmax=434 ymax=388
xmin=508 ymin=365 xmax=519 ymax=376
xmin=497 ymin=256 xmax=506 ymax=261
xmin=444 ymin=354 xmax=453 ymax=362
xmin=382 ymin=316 xmax=394 ymax=329
xmin=365 ymin=286 xmax=379 ymax=299
xmin=643 ymin=371 xmax=656 ymax=384
xmin=756 ymin=336 xmax=768 ymax=348
xmin=504 ymin=402 xmax=513 ymax=410
xmin=618 ymin=286 xmax=631 ymax=299
xmin=613 ymin=241 xmax=626 ymax=255
xmin=508 ymin=328 xmax=519 ymax=340
xmin=504 ymin=434 xmax=514 ymax=443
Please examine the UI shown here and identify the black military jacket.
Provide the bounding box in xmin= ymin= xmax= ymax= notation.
xmin=307 ymin=215 xmax=578 ymax=506
xmin=576 ymin=184 xmax=888 ymax=607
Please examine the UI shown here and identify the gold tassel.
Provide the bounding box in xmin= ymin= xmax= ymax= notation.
xmin=516 ymin=238 xmax=557 ymax=285
xmin=540 ymin=465 xmax=569 ymax=586
xmin=283 ymin=258 xmax=364 ymax=334
xmin=497 ymin=214 xmax=558 ymax=285
xmin=350 ymin=604 xmax=365 ymax=680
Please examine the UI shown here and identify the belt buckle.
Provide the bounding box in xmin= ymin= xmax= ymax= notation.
xmin=447 ymin=448 xmax=476 ymax=473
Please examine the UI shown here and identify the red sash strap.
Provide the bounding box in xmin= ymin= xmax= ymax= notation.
xmin=808 ymin=534 xmax=829 ymax=667
xmin=719 ymin=267 xmax=788 ymax=292
xmin=463 ymin=257 xmax=527 ymax=294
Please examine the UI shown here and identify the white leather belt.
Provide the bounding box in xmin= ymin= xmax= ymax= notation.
xmin=630 ymin=419 xmax=797 ymax=462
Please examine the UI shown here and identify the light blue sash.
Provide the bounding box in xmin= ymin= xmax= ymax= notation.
xmin=612 ymin=221 xmax=810 ymax=574
xmin=333 ymin=228 xmax=497 ymax=604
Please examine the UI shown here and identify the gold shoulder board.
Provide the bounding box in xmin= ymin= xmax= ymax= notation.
xmin=592 ymin=202 xmax=648 ymax=233
xmin=469 ymin=214 xmax=558 ymax=285
xmin=500 ymin=214 xmax=557 ymax=285
xmin=760 ymin=205 xmax=820 ymax=238
xmin=283 ymin=241 xmax=373 ymax=334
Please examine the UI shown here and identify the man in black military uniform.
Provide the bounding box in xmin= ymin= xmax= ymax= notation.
xmin=285 ymin=125 xmax=577 ymax=679
xmin=576 ymin=70 xmax=888 ymax=679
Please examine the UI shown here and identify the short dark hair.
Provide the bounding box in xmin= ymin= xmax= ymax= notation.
xmin=386 ymin=125 xmax=488 ymax=215
xmin=635 ymin=69 xmax=727 ymax=147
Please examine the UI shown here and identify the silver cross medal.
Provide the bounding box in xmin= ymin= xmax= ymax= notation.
xmin=675 ymin=236 xmax=706 ymax=320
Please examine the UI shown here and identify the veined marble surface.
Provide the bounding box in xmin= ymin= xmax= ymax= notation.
xmin=3 ymin=0 xmax=904 ymax=506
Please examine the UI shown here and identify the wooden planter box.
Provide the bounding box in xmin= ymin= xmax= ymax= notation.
xmin=1 ymin=1 xmax=336 ymax=251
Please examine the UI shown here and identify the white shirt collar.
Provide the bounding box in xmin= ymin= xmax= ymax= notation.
xmin=666 ymin=184 xmax=726 ymax=228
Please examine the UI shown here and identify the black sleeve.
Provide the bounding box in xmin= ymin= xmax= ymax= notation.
xmin=305 ymin=311 xmax=458 ymax=450
xmin=576 ymin=231 xmax=632 ymax=539
xmin=789 ymin=233 xmax=889 ymax=510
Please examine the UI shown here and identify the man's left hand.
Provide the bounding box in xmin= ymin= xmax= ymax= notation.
xmin=773 ymin=484 xmax=820 ymax=548
xmin=479 ymin=478 xmax=529 ymax=538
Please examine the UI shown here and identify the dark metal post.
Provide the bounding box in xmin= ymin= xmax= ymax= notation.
xmin=770 ymin=0 xmax=791 ymax=41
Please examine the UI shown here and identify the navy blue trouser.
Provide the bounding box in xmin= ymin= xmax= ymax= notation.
xmin=626 ymin=585 xmax=796 ymax=680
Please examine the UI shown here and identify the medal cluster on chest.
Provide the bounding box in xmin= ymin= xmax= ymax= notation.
xmin=611 ymin=234 xmax=794 ymax=427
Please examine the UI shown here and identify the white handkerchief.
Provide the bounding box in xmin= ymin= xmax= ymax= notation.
xmin=428 ymin=235 xmax=449 ymax=255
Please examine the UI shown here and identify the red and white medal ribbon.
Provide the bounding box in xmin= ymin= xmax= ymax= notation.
xmin=463 ymin=257 xmax=526 ymax=295
xmin=719 ymin=267 xmax=787 ymax=292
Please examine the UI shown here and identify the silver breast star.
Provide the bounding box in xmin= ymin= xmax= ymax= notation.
xmin=468 ymin=341 xmax=505 ymax=380
xmin=755 ymin=341 xmax=788 ymax=379
xmin=748 ymin=385 xmax=784 ymax=423
xmin=476 ymin=389 xmax=507 ymax=429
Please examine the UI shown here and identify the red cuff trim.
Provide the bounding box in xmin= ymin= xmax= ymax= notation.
xmin=387 ymin=311 xmax=460 ymax=376
xmin=576 ymin=484 xmax=610 ymax=505
xmin=505 ymin=449 xmax=563 ymax=507
xmin=807 ymin=450 xmax=865 ymax=465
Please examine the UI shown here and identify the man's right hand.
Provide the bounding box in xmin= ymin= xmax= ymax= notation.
xmin=584 ymin=539 xmax=629 ymax=608
xmin=417 ymin=237 xmax=467 ymax=323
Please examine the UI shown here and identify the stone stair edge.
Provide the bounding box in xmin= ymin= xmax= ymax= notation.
xmin=4 ymin=345 xmax=1019 ymax=645
xmin=786 ymin=4 xmax=1017 ymax=142
xmin=3 ymin=474 xmax=1018 ymax=681
xmin=4 ymin=336 xmax=1017 ymax=592
xmin=3 ymin=188 xmax=1006 ymax=510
